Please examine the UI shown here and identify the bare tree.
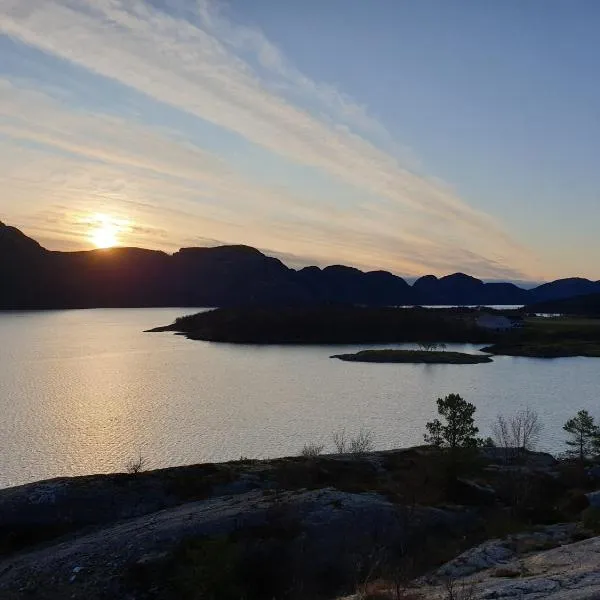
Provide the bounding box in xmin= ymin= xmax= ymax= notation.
xmin=444 ymin=577 xmax=476 ymax=600
xmin=492 ymin=408 xmax=543 ymax=462
xmin=332 ymin=428 xmax=375 ymax=454
xmin=332 ymin=428 xmax=349 ymax=453
xmin=300 ymin=442 xmax=325 ymax=458
xmin=349 ymin=429 xmax=375 ymax=454
xmin=125 ymin=451 xmax=148 ymax=475
xmin=418 ymin=342 xmax=439 ymax=352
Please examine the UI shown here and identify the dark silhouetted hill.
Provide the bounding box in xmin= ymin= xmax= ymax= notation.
xmin=527 ymin=292 xmax=600 ymax=317
xmin=527 ymin=277 xmax=600 ymax=303
xmin=1 ymin=222 xmax=599 ymax=309
xmin=151 ymin=305 xmax=495 ymax=344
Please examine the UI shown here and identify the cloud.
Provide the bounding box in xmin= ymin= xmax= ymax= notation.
xmin=0 ymin=0 xmax=544 ymax=279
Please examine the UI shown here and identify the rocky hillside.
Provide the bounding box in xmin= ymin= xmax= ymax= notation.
xmin=1 ymin=447 xmax=599 ymax=599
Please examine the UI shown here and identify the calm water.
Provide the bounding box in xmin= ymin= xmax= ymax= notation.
xmin=1 ymin=308 xmax=598 ymax=489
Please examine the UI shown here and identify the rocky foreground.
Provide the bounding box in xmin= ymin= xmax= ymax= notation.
xmin=0 ymin=448 xmax=599 ymax=599
xmin=343 ymin=526 xmax=600 ymax=599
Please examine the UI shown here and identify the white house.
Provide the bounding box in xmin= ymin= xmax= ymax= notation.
xmin=476 ymin=314 xmax=515 ymax=332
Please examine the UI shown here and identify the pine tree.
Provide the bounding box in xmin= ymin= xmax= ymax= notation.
xmin=424 ymin=393 xmax=480 ymax=450
xmin=563 ymin=410 xmax=600 ymax=462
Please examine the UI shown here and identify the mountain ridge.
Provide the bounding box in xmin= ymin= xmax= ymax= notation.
xmin=1 ymin=222 xmax=599 ymax=309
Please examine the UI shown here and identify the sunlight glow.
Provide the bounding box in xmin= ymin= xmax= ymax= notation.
xmin=88 ymin=214 xmax=128 ymax=249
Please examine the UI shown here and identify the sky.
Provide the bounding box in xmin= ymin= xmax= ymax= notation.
xmin=0 ymin=0 xmax=599 ymax=282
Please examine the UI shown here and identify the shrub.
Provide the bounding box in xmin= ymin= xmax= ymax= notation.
xmin=332 ymin=428 xmax=349 ymax=453
xmin=332 ymin=428 xmax=375 ymax=454
xmin=418 ymin=342 xmax=439 ymax=352
xmin=349 ymin=428 xmax=375 ymax=454
xmin=300 ymin=442 xmax=325 ymax=458
xmin=443 ymin=577 xmax=476 ymax=600
xmin=492 ymin=407 xmax=543 ymax=462
xmin=125 ymin=452 xmax=147 ymax=475
xmin=171 ymin=537 xmax=241 ymax=600
xmin=582 ymin=507 xmax=600 ymax=534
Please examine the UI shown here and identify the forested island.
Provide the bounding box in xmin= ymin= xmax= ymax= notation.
xmin=149 ymin=306 xmax=498 ymax=344
xmin=151 ymin=306 xmax=600 ymax=358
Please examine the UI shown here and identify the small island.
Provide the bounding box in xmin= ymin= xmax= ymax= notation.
xmin=331 ymin=349 xmax=493 ymax=364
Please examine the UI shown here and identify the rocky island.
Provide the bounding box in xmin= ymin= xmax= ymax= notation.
xmin=331 ymin=349 xmax=493 ymax=364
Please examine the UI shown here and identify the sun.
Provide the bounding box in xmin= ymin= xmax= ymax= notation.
xmin=88 ymin=214 xmax=123 ymax=249
xmin=91 ymin=225 xmax=118 ymax=249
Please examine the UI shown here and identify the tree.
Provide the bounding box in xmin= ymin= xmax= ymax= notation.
xmin=418 ymin=342 xmax=439 ymax=352
xmin=563 ymin=410 xmax=600 ymax=462
xmin=492 ymin=408 xmax=543 ymax=462
xmin=424 ymin=394 xmax=480 ymax=450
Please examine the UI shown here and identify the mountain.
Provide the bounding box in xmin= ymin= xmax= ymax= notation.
xmin=527 ymin=278 xmax=600 ymax=303
xmin=1 ymin=222 xmax=599 ymax=309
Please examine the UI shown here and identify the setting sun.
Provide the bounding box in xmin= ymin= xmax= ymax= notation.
xmin=88 ymin=214 xmax=127 ymax=249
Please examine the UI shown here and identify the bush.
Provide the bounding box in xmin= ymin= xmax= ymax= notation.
xmin=125 ymin=452 xmax=147 ymax=475
xmin=443 ymin=577 xmax=476 ymax=600
xmin=349 ymin=428 xmax=375 ymax=454
xmin=172 ymin=537 xmax=242 ymax=600
xmin=300 ymin=442 xmax=325 ymax=458
xmin=332 ymin=429 xmax=349 ymax=453
xmin=582 ymin=507 xmax=600 ymax=533
xmin=331 ymin=428 xmax=375 ymax=454
xmin=491 ymin=408 xmax=543 ymax=462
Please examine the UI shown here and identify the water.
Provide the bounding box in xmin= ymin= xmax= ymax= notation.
xmin=0 ymin=308 xmax=598 ymax=489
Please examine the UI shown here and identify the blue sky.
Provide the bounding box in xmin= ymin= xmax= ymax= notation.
xmin=0 ymin=0 xmax=598 ymax=281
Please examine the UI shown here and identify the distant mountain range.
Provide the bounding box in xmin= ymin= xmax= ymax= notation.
xmin=1 ymin=221 xmax=599 ymax=310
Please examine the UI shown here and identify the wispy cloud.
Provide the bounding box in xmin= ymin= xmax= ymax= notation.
xmin=0 ymin=0 xmax=544 ymax=279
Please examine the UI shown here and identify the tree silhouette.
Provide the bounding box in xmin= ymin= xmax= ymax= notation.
xmin=424 ymin=393 xmax=479 ymax=450
xmin=563 ymin=410 xmax=600 ymax=463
